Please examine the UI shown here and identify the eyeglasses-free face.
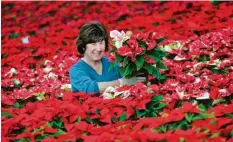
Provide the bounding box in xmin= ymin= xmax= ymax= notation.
xmin=84 ymin=40 xmax=106 ymax=62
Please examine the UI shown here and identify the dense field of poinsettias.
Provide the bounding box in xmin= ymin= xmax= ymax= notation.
xmin=1 ymin=1 xmax=233 ymax=142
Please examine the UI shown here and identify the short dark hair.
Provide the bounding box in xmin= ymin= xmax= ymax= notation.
xmin=76 ymin=21 xmax=108 ymax=55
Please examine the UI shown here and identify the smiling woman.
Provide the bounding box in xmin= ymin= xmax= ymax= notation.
xmin=69 ymin=21 xmax=123 ymax=95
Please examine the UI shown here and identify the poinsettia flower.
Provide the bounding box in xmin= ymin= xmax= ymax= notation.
xmin=61 ymin=84 xmax=71 ymax=90
xmin=43 ymin=66 xmax=53 ymax=73
xmin=110 ymin=30 xmax=132 ymax=48
xmin=116 ymin=46 xmax=133 ymax=57
xmin=196 ymin=92 xmax=210 ymax=100
xmin=146 ymin=40 xmax=156 ymax=50
xmin=163 ymin=45 xmax=172 ymax=52
xmin=13 ymin=79 xmax=20 ymax=85
xmin=135 ymin=46 xmax=143 ymax=56
xmin=102 ymin=86 xmax=115 ymax=99
xmin=47 ymin=72 xmax=57 ymax=79
xmin=5 ymin=68 xmax=18 ymax=77
xmin=173 ymin=55 xmax=187 ymax=61
xmin=21 ymin=36 xmax=30 ymax=44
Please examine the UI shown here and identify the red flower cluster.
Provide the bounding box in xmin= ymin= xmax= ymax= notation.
xmin=1 ymin=1 xmax=233 ymax=141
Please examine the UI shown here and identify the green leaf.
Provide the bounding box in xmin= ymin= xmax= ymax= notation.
xmin=85 ymin=117 xmax=95 ymax=124
xmin=156 ymin=61 xmax=167 ymax=70
xmin=35 ymin=134 xmax=49 ymax=141
xmin=2 ymin=112 xmax=13 ymax=118
xmin=52 ymin=129 xmax=67 ymax=137
xmin=224 ymin=113 xmax=233 ymax=118
xmin=147 ymin=101 xmax=160 ymax=110
xmin=210 ymin=132 xmax=220 ymax=138
xmin=36 ymin=92 xmax=46 ymax=101
xmin=192 ymin=112 xmax=214 ymax=121
xmin=211 ymin=67 xmax=218 ymax=74
xmin=159 ymin=125 xmax=167 ymax=133
xmin=149 ymin=111 xmax=157 ymax=117
xmin=119 ymin=67 xmax=125 ymax=77
xmin=123 ymin=57 xmax=129 ymax=68
xmin=17 ymin=138 xmax=30 ymax=142
xmin=9 ymin=33 xmax=19 ymax=39
xmin=144 ymin=64 xmax=154 ymax=74
xmin=136 ymin=109 xmax=147 ymax=117
xmin=153 ymin=22 xmax=160 ymax=27
xmin=95 ymin=108 xmax=101 ymax=115
xmin=135 ymin=56 xmax=145 ymax=70
xmin=152 ymin=103 xmax=167 ymax=110
xmin=159 ymin=75 xmax=167 ymax=80
xmin=109 ymin=47 xmax=116 ymax=53
xmin=14 ymin=83 xmax=22 ymax=89
xmin=139 ymin=42 xmax=147 ymax=50
xmin=156 ymin=37 xmax=166 ymax=44
xmin=211 ymin=0 xmax=220 ymax=5
xmin=212 ymin=98 xmax=226 ymax=106
xmin=75 ymin=117 xmax=81 ymax=124
xmin=157 ymin=48 xmax=167 ymax=57
xmin=108 ymin=61 xmax=117 ymax=71
xmin=124 ymin=64 xmax=135 ymax=77
xmin=119 ymin=112 xmax=127 ymax=121
xmin=2 ymin=52 xmax=8 ymax=59
xmin=49 ymin=118 xmax=64 ymax=129
xmin=198 ymin=104 xmax=207 ymax=112
xmin=147 ymin=50 xmax=161 ymax=61
xmin=211 ymin=67 xmax=229 ymax=74
xmin=185 ymin=113 xmax=194 ymax=123
xmin=176 ymin=119 xmax=189 ymax=130
xmin=199 ymin=55 xmax=209 ymax=62
xmin=151 ymin=95 xmax=164 ymax=102
xmin=14 ymin=102 xmax=20 ymax=108
xmin=153 ymin=69 xmax=161 ymax=80
xmin=115 ymin=53 xmax=124 ymax=63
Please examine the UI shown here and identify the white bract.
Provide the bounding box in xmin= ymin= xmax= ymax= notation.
xmin=22 ymin=36 xmax=30 ymax=44
xmin=48 ymin=72 xmax=57 ymax=79
xmin=110 ymin=30 xmax=132 ymax=48
xmin=102 ymin=86 xmax=115 ymax=99
xmin=13 ymin=79 xmax=20 ymax=85
xmin=7 ymin=68 xmax=18 ymax=77
xmin=43 ymin=66 xmax=53 ymax=73
xmin=196 ymin=92 xmax=210 ymax=100
xmin=102 ymin=86 xmax=131 ymax=99
xmin=61 ymin=84 xmax=72 ymax=90
xmin=174 ymin=55 xmax=186 ymax=61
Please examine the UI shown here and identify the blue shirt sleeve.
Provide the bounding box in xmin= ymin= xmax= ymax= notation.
xmin=69 ymin=69 xmax=99 ymax=93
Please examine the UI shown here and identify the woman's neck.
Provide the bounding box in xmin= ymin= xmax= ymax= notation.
xmin=82 ymin=57 xmax=101 ymax=66
xmin=82 ymin=57 xmax=102 ymax=75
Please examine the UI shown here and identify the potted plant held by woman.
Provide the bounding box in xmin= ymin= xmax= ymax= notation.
xmin=109 ymin=30 xmax=167 ymax=85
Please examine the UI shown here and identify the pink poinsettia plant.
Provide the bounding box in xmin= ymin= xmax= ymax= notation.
xmin=109 ymin=30 xmax=167 ymax=81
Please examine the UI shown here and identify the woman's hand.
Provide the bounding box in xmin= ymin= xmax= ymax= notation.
xmin=118 ymin=76 xmax=146 ymax=85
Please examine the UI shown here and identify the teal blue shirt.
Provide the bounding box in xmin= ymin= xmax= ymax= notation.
xmin=69 ymin=57 xmax=121 ymax=93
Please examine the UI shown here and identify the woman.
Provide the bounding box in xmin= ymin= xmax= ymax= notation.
xmin=69 ymin=21 xmax=123 ymax=94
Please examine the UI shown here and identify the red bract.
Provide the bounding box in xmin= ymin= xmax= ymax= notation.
xmin=146 ymin=40 xmax=156 ymax=50
xmin=116 ymin=46 xmax=133 ymax=57
xmin=210 ymin=87 xmax=219 ymax=100
xmin=129 ymin=82 xmax=148 ymax=97
xmin=135 ymin=46 xmax=143 ymax=56
xmin=2 ymin=1 xmax=233 ymax=141
xmin=144 ymin=55 xmax=156 ymax=64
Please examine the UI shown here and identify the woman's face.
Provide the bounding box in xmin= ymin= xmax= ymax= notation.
xmin=84 ymin=40 xmax=105 ymax=62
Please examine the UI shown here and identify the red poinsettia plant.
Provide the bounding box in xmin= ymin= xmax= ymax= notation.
xmin=109 ymin=30 xmax=167 ymax=81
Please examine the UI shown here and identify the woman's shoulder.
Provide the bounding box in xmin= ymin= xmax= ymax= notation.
xmin=69 ymin=59 xmax=86 ymax=73
xmin=102 ymin=56 xmax=111 ymax=64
